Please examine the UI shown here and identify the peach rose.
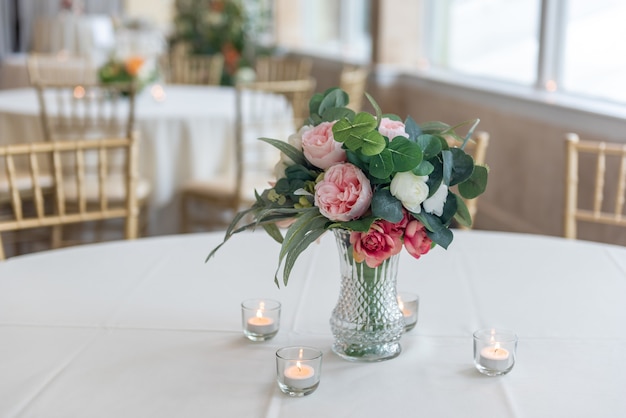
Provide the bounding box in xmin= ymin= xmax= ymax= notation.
xmin=314 ymin=163 xmax=372 ymax=222
xmin=350 ymin=220 xmax=403 ymax=268
xmin=301 ymin=121 xmax=346 ymax=169
xmin=378 ymin=117 xmax=408 ymax=140
xmin=404 ymin=220 xmax=432 ymax=259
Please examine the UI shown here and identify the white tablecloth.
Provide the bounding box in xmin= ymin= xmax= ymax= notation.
xmin=1 ymin=230 xmax=625 ymax=417
xmin=0 ymin=85 xmax=293 ymax=235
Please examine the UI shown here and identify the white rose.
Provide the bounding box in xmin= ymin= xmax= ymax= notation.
xmin=390 ymin=171 xmax=429 ymax=213
xmin=423 ymin=183 xmax=448 ymax=216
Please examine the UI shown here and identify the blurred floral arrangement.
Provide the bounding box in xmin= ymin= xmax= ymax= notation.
xmin=170 ymin=0 xmax=248 ymax=85
xmin=97 ymin=56 xmax=158 ymax=92
xmin=209 ymin=88 xmax=489 ymax=286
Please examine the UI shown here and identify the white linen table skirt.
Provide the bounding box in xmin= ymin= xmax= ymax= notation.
xmin=0 ymin=230 xmax=625 ymax=417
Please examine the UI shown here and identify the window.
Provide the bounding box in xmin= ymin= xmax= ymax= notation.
xmin=561 ymin=0 xmax=626 ymax=104
xmin=273 ymin=0 xmax=371 ymax=62
xmin=422 ymin=0 xmax=626 ymax=104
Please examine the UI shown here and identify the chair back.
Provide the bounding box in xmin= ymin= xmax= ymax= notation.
xmin=254 ymin=56 xmax=313 ymax=82
xmin=166 ymin=43 xmax=224 ymax=85
xmin=339 ymin=65 xmax=369 ymax=112
xmin=446 ymin=131 xmax=490 ymax=228
xmin=564 ymin=133 xmax=626 ymax=239
xmin=27 ymin=53 xmax=97 ymax=85
xmin=232 ymin=78 xmax=316 ymax=208
xmin=0 ymin=134 xmax=140 ymax=260
xmin=33 ymin=81 xmax=137 ymax=142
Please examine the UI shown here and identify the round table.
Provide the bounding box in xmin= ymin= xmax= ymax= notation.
xmin=1 ymin=230 xmax=625 ymax=417
xmin=0 ymin=85 xmax=292 ymax=235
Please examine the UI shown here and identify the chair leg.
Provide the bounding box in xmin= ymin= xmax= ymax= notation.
xmin=51 ymin=225 xmax=63 ymax=249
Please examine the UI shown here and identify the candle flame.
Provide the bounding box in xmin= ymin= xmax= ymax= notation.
xmin=256 ymin=301 xmax=266 ymax=318
xmin=397 ymin=296 xmax=404 ymax=311
xmin=296 ymin=361 xmax=302 ymax=372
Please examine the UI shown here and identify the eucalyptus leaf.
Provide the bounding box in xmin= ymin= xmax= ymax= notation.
xmin=441 ymin=149 xmax=453 ymax=186
xmin=449 ymin=148 xmax=475 ymax=186
xmin=262 ymin=222 xmax=284 ymax=244
xmin=360 ymin=130 xmax=386 ymax=156
xmin=420 ymin=121 xmax=451 ymax=134
xmin=332 ymin=216 xmax=378 ymax=232
xmin=417 ymin=134 xmax=443 ymax=159
xmin=426 ymin=226 xmax=453 ymax=249
xmin=371 ymin=188 xmax=403 ymax=222
xmin=365 ymin=92 xmax=382 ymax=127
xmin=404 ymin=116 xmax=422 ymax=141
xmin=332 ymin=112 xmax=377 ymax=143
xmin=318 ymin=89 xmax=349 ymax=115
xmin=369 ymin=149 xmax=394 ymax=179
xmin=321 ymin=107 xmax=355 ymax=123
xmin=458 ymin=164 xmax=488 ymax=199
xmin=453 ymin=193 xmax=472 ymax=228
xmin=259 ymin=137 xmax=308 ymax=166
xmin=388 ymin=137 xmax=423 ymax=171
xmin=413 ymin=159 xmax=434 ymax=176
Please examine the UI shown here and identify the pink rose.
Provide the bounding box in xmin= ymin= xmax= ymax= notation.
xmin=378 ymin=117 xmax=408 ymax=140
xmin=404 ymin=220 xmax=432 ymax=259
xmin=301 ymin=121 xmax=347 ymax=169
xmin=314 ymin=163 xmax=372 ymax=222
xmin=350 ymin=220 xmax=403 ymax=268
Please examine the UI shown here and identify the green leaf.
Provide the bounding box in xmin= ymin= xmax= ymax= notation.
xmin=420 ymin=121 xmax=451 ymax=134
xmin=388 ymin=137 xmax=423 ymax=171
xmin=308 ymin=92 xmax=324 ymax=116
xmin=413 ymin=209 xmax=453 ymax=248
xmin=427 ymin=226 xmax=453 ymax=249
xmin=281 ymin=224 xmax=327 ymax=286
xmin=439 ymin=190 xmax=458 ymax=225
xmin=365 ymin=92 xmax=382 ymax=127
xmin=258 ymin=137 xmax=307 ymax=166
xmin=318 ymin=88 xmax=349 ymax=115
xmin=458 ymin=164 xmax=488 ymax=199
xmin=453 ymin=193 xmax=472 ymax=228
xmin=332 ymin=112 xmax=377 ymax=143
xmin=332 ymin=216 xmax=377 ymax=232
xmin=404 ymin=116 xmax=422 ymax=141
xmin=449 ymin=148 xmax=475 ymax=186
xmin=416 ymin=134 xmax=443 ymax=159
xmin=441 ymin=149 xmax=453 ymax=186
xmin=371 ymin=188 xmax=403 ymax=222
xmin=321 ymin=107 xmax=355 ymax=123
xmin=275 ymin=209 xmax=327 ymax=286
xmin=360 ymin=130 xmax=386 ymax=156
xmin=262 ymin=222 xmax=284 ymax=244
xmin=413 ymin=159 xmax=434 ymax=176
xmin=369 ymin=149 xmax=394 ymax=179
xmin=284 ymin=164 xmax=315 ymax=181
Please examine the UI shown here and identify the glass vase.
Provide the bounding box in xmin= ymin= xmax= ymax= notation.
xmin=329 ymin=229 xmax=404 ymax=362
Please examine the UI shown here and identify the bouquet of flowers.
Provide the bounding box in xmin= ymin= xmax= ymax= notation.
xmin=209 ymin=88 xmax=489 ymax=286
xmin=98 ymin=55 xmax=158 ymax=92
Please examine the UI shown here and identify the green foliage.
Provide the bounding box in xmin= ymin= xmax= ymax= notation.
xmin=208 ymin=87 xmax=489 ymax=286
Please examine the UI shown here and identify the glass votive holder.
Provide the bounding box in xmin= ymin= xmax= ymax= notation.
xmin=241 ymin=298 xmax=280 ymax=341
xmin=397 ymin=292 xmax=419 ymax=332
xmin=276 ymin=346 xmax=323 ymax=397
xmin=473 ymin=328 xmax=518 ymax=376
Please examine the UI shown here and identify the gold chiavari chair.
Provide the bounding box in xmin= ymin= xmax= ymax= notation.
xmin=564 ymin=133 xmax=626 ymax=239
xmin=180 ymin=77 xmax=316 ymax=232
xmin=0 ymin=134 xmax=141 ymax=260
xmin=339 ymin=65 xmax=370 ymax=112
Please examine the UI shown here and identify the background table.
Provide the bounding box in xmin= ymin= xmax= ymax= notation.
xmin=1 ymin=230 xmax=625 ymax=417
xmin=0 ymin=85 xmax=292 ymax=235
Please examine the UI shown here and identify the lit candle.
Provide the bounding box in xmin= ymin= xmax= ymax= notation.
xmin=397 ymin=294 xmax=418 ymax=331
xmin=283 ymin=349 xmax=316 ymax=389
xmin=246 ymin=302 xmax=278 ymax=335
xmin=479 ymin=341 xmax=512 ymax=372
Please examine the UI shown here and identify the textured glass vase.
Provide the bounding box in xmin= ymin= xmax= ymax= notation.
xmin=329 ymin=229 xmax=405 ymax=362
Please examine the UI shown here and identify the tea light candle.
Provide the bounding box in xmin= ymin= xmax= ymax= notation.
xmin=246 ymin=304 xmax=277 ymax=334
xmin=479 ymin=343 xmax=512 ymax=371
xmin=397 ymin=292 xmax=418 ymax=331
xmin=284 ymin=361 xmax=316 ymax=389
xmin=241 ymin=299 xmax=281 ymax=341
